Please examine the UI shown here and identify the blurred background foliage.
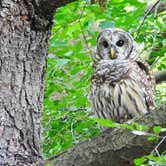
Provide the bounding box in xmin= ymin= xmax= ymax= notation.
xmin=43 ymin=0 xmax=166 ymax=159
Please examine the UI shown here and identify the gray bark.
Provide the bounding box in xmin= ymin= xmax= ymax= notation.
xmin=42 ymin=104 xmax=166 ymax=166
xmin=0 ymin=0 xmax=75 ymax=165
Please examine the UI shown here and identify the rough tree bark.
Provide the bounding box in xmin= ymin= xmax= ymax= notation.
xmin=0 ymin=1 xmax=166 ymax=166
xmin=0 ymin=0 xmax=75 ymax=165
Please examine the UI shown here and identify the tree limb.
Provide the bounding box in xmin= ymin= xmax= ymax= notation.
xmin=37 ymin=0 xmax=77 ymax=18
xmin=23 ymin=0 xmax=77 ymax=30
xmin=136 ymin=0 xmax=162 ymax=37
xmin=155 ymin=70 xmax=166 ymax=84
xmin=39 ymin=104 xmax=166 ymax=166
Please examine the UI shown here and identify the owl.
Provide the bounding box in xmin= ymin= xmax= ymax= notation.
xmin=90 ymin=28 xmax=155 ymax=123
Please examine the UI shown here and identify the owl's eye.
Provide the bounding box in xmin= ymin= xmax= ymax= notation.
xmin=103 ymin=41 xmax=109 ymax=48
xmin=116 ymin=40 xmax=124 ymax=47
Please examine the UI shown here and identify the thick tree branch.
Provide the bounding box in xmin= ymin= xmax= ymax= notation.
xmin=37 ymin=0 xmax=77 ymax=18
xmin=23 ymin=0 xmax=77 ymax=30
xmin=40 ymin=104 xmax=166 ymax=166
xmin=155 ymin=70 xmax=166 ymax=84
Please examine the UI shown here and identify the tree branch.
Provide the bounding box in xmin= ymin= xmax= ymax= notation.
xmin=136 ymin=0 xmax=161 ymax=37
xmin=37 ymin=0 xmax=77 ymax=18
xmin=145 ymin=0 xmax=166 ymax=15
xmin=39 ymin=104 xmax=166 ymax=166
xmin=155 ymin=70 xmax=166 ymax=84
xmin=23 ymin=0 xmax=77 ymax=30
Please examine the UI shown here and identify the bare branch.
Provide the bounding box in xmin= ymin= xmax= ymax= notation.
xmin=151 ymin=135 xmax=166 ymax=156
xmin=145 ymin=1 xmax=166 ymax=15
xmin=39 ymin=104 xmax=166 ymax=166
xmin=136 ymin=0 xmax=161 ymax=37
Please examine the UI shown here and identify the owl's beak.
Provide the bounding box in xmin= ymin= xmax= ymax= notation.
xmin=110 ymin=48 xmax=116 ymax=59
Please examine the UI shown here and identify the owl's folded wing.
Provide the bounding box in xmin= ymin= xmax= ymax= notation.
xmin=135 ymin=60 xmax=156 ymax=109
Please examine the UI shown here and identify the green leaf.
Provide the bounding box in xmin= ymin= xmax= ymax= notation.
xmin=153 ymin=126 xmax=162 ymax=134
xmin=134 ymin=156 xmax=146 ymax=166
xmin=131 ymin=122 xmax=148 ymax=131
xmin=147 ymin=136 xmax=158 ymax=142
xmin=120 ymin=123 xmax=135 ymax=130
xmin=91 ymin=117 xmax=119 ymax=127
xmin=45 ymin=163 xmax=53 ymax=166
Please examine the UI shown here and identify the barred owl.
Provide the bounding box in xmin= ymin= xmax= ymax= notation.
xmin=90 ymin=28 xmax=155 ymax=123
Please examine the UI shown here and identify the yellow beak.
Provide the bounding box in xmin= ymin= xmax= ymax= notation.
xmin=110 ymin=48 xmax=115 ymax=59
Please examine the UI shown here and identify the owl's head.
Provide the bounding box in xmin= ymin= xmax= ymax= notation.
xmin=96 ymin=28 xmax=139 ymax=61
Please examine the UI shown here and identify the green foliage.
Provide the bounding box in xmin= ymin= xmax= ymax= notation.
xmin=153 ymin=126 xmax=162 ymax=134
xmin=45 ymin=163 xmax=53 ymax=166
xmin=134 ymin=154 xmax=166 ymax=166
xmin=91 ymin=117 xmax=119 ymax=127
xmin=43 ymin=0 xmax=166 ymax=161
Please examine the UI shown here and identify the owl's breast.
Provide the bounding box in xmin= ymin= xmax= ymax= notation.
xmin=90 ymin=82 xmax=115 ymax=120
xmin=90 ymin=78 xmax=149 ymax=122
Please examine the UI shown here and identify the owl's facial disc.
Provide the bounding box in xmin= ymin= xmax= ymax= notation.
xmin=97 ymin=28 xmax=134 ymax=60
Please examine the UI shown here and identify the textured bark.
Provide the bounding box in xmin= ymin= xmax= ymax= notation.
xmin=42 ymin=104 xmax=166 ymax=166
xmin=0 ymin=0 xmax=75 ymax=165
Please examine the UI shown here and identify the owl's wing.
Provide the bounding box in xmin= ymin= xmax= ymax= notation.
xmin=135 ymin=59 xmax=156 ymax=109
xmin=136 ymin=60 xmax=155 ymax=91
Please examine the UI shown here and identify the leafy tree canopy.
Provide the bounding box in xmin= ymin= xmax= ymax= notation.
xmin=43 ymin=0 xmax=166 ymax=163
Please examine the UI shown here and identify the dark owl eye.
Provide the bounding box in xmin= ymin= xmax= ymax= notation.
xmin=116 ymin=40 xmax=124 ymax=47
xmin=103 ymin=41 xmax=109 ymax=48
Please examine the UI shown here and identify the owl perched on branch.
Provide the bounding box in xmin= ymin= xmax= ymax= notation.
xmin=90 ymin=28 xmax=155 ymax=123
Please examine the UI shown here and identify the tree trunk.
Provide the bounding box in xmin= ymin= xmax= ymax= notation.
xmin=0 ymin=1 xmax=75 ymax=165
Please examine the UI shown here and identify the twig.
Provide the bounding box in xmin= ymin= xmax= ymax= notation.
xmin=78 ymin=0 xmax=96 ymax=59
xmin=152 ymin=2 xmax=159 ymax=49
xmin=151 ymin=135 xmax=166 ymax=156
xmin=136 ymin=0 xmax=161 ymax=38
xmin=145 ymin=0 xmax=160 ymax=61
